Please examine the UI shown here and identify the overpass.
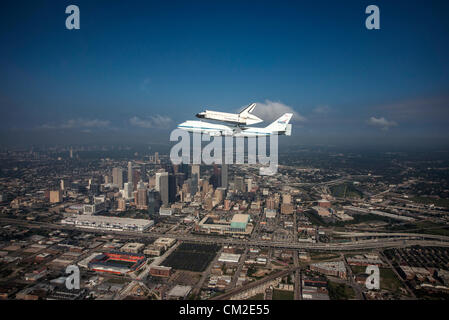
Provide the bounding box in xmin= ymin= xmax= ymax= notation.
xmin=1 ymin=217 xmax=449 ymax=251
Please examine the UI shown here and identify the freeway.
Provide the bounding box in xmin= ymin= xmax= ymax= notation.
xmin=2 ymin=217 xmax=449 ymax=251
xmin=332 ymin=230 xmax=449 ymax=241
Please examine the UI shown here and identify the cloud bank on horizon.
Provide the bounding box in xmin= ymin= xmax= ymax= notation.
xmin=40 ymin=118 xmax=111 ymax=130
xmin=129 ymin=115 xmax=173 ymax=129
xmin=368 ymin=116 xmax=398 ymax=131
xmin=252 ymin=100 xmax=306 ymax=123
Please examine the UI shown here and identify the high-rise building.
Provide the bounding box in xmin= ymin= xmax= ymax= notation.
xmin=50 ymin=190 xmax=62 ymax=203
xmin=137 ymin=181 xmax=145 ymax=190
xmin=190 ymin=174 xmax=198 ymax=195
xmin=141 ymin=164 xmax=148 ymax=182
xmin=204 ymin=197 xmax=213 ymax=211
xmin=179 ymin=163 xmax=189 ymax=179
xmin=112 ymin=168 xmax=125 ymax=189
xmin=117 ymin=198 xmax=126 ymax=211
xmin=283 ymin=193 xmax=292 ymax=204
xmin=182 ymin=181 xmax=190 ymax=195
xmin=155 ymin=171 xmax=166 ymax=192
xmin=214 ymin=188 xmax=225 ymax=203
xmin=128 ymin=161 xmax=133 ymax=186
xmin=159 ymin=172 xmax=169 ymax=206
xmin=221 ymin=164 xmax=228 ymax=189
xmin=132 ymin=170 xmax=140 ymax=191
xmin=60 ymin=179 xmax=69 ymax=191
xmin=191 ymin=164 xmax=200 ymax=182
xmin=224 ymin=199 xmax=231 ymax=211
xmin=202 ymin=180 xmax=210 ymax=196
xmin=235 ymin=176 xmax=245 ymax=193
xmin=123 ymin=182 xmax=133 ymax=199
xmin=148 ymin=176 xmax=156 ymax=189
xmin=136 ymin=187 xmax=148 ymax=209
xmin=168 ymin=174 xmax=177 ymax=204
xmin=175 ymin=172 xmax=186 ymax=188
xmin=266 ymin=197 xmax=276 ymax=210
xmin=147 ymin=190 xmax=160 ymax=215
xmin=246 ymin=178 xmax=253 ymax=192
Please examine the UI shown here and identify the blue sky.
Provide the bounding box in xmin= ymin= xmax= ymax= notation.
xmin=1 ymin=0 xmax=449 ymax=147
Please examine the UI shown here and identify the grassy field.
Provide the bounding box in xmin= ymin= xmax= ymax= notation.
xmin=309 ymin=252 xmax=341 ymax=262
xmin=304 ymin=211 xmax=326 ymax=226
xmin=379 ymin=268 xmax=403 ymax=293
xmin=272 ymin=289 xmax=294 ymax=300
xmin=350 ymin=265 xmax=366 ymax=274
xmin=327 ymin=281 xmax=355 ymax=300
xmin=247 ymin=293 xmax=264 ymax=300
xmin=330 ymin=183 xmax=363 ymax=199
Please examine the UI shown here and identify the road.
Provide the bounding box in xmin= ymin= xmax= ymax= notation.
xmin=293 ymin=251 xmax=301 ymax=300
xmin=342 ymin=254 xmax=364 ymax=300
xmin=2 ymin=218 xmax=449 ymax=252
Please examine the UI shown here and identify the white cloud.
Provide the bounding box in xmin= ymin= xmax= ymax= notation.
xmin=251 ymin=100 xmax=306 ymax=122
xmin=368 ymin=116 xmax=398 ymax=131
xmin=129 ymin=115 xmax=173 ymax=129
xmin=40 ymin=118 xmax=110 ymax=129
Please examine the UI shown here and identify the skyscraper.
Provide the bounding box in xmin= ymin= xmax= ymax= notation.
xmin=155 ymin=171 xmax=166 ymax=192
xmin=147 ymin=190 xmax=160 ymax=215
xmin=123 ymin=182 xmax=133 ymax=199
xmin=127 ymin=161 xmax=133 ymax=186
xmin=159 ymin=172 xmax=169 ymax=206
xmin=112 ymin=168 xmax=124 ymax=189
xmin=141 ymin=164 xmax=148 ymax=182
xmin=179 ymin=163 xmax=189 ymax=179
xmin=190 ymin=174 xmax=198 ymax=195
xmin=246 ymin=178 xmax=253 ymax=192
xmin=60 ymin=179 xmax=68 ymax=191
xmin=191 ymin=164 xmax=200 ymax=182
xmin=221 ymin=164 xmax=228 ymax=189
xmin=168 ymin=174 xmax=177 ymax=204
xmin=136 ymin=187 xmax=148 ymax=209
xmin=235 ymin=176 xmax=245 ymax=193
xmin=49 ymin=190 xmax=62 ymax=203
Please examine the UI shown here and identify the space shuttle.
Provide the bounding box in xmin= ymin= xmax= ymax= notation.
xmin=196 ymin=103 xmax=263 ymax=125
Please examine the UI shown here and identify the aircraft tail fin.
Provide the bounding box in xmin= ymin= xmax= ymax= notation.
xmin=239 ymin=103 xmax=257 ymax=116
xmin=265 ymin=113 xmax=293 ymax=135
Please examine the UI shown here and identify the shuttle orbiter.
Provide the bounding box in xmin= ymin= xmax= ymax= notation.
xmin=196 ymin=103 xmax=263 ymax=125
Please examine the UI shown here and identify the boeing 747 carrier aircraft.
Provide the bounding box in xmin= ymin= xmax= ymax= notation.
xmin=178 ymin=113 xmax=293 ymax=137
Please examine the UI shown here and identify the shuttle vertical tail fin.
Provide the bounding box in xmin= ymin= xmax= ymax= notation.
xmin=239 ymin=103 xmax=257 ymax=116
